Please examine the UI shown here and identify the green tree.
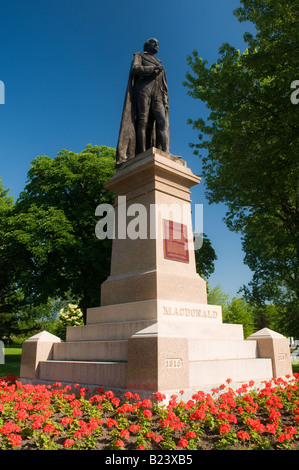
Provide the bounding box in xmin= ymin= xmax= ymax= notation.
xmin=224 ymin=297 xmax=255 ymax=338
xmin=6 ymin=145 xmax=115 ymax=323
xmin=195 ymin=233 xmax=217 ymax=279
xmin=207 ymin=284 xmax=230 ymax=316
xmin=11 ymin=298 xmax=70 ymax=342
xmin=207 ymin=285 xmax=255 ymax=337
xmin=0 ymin=179 xmax=23 ymax=342
xmin=183 ymin=0 xmax=298 ymax=335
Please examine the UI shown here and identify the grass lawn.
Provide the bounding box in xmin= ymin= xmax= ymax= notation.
xmin=0 ymin=345 xmax=22 ymax=378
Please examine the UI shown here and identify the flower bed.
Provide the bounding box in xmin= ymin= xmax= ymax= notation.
xmin=0 ymin=374 xmax=298 ymax=450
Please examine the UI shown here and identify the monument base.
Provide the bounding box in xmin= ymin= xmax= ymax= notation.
xmin=20 ymin=298 xmax=291 ymax=393
xmin=20 ymin=149 xmax=292 ymax=392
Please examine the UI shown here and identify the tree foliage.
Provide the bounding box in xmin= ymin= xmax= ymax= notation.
xmin=4 ymin=145 xmax=115 ymax=324
xmin=195 ymin=233 xmax=217 ymax=280
xmin=0 ymin=179 xmax=23 ymax=341
xmin=184 ymin=0 xmax=298 ymax=335
xmin=223 ymin=297 xmax=255 ymax=338
xmin=207 ymin=284 xmax=230 ymax=314
xmin=207 ymin=284 xmax=275 ymax=338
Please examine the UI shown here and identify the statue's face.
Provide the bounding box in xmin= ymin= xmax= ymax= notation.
xmin=145 ymin=38 xmax=159 ymax=54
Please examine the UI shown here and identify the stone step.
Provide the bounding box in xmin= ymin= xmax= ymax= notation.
xmin=86 ymin=300 xmax=157 ymax=325
xmin=52 ymin=340 xmax=128 ymax=362
xmin=86 ymin=299 xmax=223 ymax=326
xmin=131 ymin=321 xmax=244 ymax=341
xmin=38 ymin=360 xmax=127 ymax=388
xmin=188 ymin=339 xmax=258 ymax=361
xmin=189 ymin=357 xmax=273 ymax=388
xmin=66 ymin=319 xmax=155 ymax=342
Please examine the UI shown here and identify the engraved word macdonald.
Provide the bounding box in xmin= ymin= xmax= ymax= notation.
xmin=162 ymin=305 xmax=218 ymax=319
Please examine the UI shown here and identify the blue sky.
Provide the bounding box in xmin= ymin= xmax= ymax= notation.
xmin=0 ymin=0 xmax=255 ymax=298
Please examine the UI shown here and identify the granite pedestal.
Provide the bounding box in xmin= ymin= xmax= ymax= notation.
xmin=20 ymin=149 xmax=292 ymax=393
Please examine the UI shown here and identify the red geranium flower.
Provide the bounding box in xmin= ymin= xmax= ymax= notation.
xmin=60 ymin=416 xmax=73 ymax=426
xmin=0 ymin=422 xmax=21 ymax=435
xmin=9 ymin=433 xmax=22 ymax=447
xmin=72 ymin=407 xmax=83 ymax=417
xmin=106 ymin=418 xmax=118 ymax=428
xmin=16 ymin=409 xmax=29 ymax=421
xmin=43 ymin=423 xmax=56 ymax=434
xmin=115 ymin=439 xmax=124 ymax=447
xmin=219 ymin=423 xmax=231 ymax=434
xmin=178 ymin=438 xmax=188 ymax=448
xmin=186 ymin=431 xmax=197 ymax=439
xmin=143 ymin=409 xmax=153 ymax=419
xmin=129 ymin=424 xmax=140 ymax=432
xmin=228 ymin=413 xmax=237 ymax=424
xmin=120 ymin=429 xmax=130 ymax=439
xmin=154 ymin=392 xmax=166 ymax=402
xmin=63 ymin=438 xmax=74 ymax=448
xmin=237 ymin=430 xmax=250 ymax=440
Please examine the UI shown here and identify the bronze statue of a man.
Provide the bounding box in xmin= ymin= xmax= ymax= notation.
xmin=115 ymin=38 xmax=170 ymax=167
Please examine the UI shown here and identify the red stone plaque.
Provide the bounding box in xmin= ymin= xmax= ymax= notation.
xmin=163 ymin=219 xmax=189 ymax=263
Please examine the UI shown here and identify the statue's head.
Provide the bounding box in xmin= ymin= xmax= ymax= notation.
xmin=144 ymin=38 xmax=159 ymax=55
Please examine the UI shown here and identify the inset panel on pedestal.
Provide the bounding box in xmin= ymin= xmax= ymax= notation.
xmin=163 ymin=219 xmax=189 ymax=263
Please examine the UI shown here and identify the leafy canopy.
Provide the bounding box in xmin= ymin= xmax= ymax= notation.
xmin=6 ymin=145 xmax=116 ymax=322
xmin=0 ymin=179 xmax=22 ymax=340
xmin=183 ymin=0 xmax=298 ymax=334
